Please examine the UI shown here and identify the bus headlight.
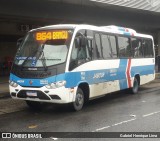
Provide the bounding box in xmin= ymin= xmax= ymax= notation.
xmin=9 ymin=80 xmax=18 ymax=88
xmin=45 ymin=81 xmax=66 ymax=89
xmin=56 ymin=81 xmax=66 ymax=88
xmin=45 ymin=83 xmax=56 ymax=89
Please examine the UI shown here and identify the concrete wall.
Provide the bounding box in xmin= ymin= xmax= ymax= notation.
xmin=0 ymin=42 xmax=17 ymax=62
xmin=0 ymin=22 xmax=24 ymax=63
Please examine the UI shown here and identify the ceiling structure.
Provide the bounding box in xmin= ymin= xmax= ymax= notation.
xmin=48 ymin=0 xmax=160 ymax=12
xmin=90 ymin=0 xmax=160 ymax=12
xmin=0 ymin=0 xmax=160 ymax=33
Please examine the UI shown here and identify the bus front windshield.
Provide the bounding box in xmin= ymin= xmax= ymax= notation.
xmin=14 ymin=29 xmax=73 ymax=67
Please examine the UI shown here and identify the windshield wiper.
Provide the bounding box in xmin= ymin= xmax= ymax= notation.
xmin=20 ymin=44 xmax=48 ymax=71
xmin=39 ymin=45 xmax=48 ymax=71
xmin=20 ymin=49 xmax=38 ymax=70
xmin=33 ymin=44 xmax=48 ymax=71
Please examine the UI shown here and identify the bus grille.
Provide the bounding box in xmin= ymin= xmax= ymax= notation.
xmin=17 ymin=90 xmax=50 ymax=100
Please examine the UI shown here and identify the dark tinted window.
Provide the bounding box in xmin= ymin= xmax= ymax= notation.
xmin=101 ymin=34 xmax=117 ymax=59
xmin=118 ymin=36 xmax=131 ymax=57
xmin=95 ymin=34 xmax=102 ymax=58
xmin=69 ymin=30 xmax=91 ymax=71
xmin=101 ymin=34 xmax=112 ymax=59
xmin=109 ymin=35 xmax=117 ymax=58
xmin=131 ymin=38 xmax=143 ymax=58
xmin=143 ymin=39 xmax=154 ymax=57
xmin=86 ymin=39 xmax=92 ymax=59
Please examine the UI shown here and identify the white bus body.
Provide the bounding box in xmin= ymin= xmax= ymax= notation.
xmin=9 ymin=24 xmax=155 ymax=111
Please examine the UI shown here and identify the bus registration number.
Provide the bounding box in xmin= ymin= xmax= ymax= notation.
xmin=26 ymin=91 xmax=37 ymax=97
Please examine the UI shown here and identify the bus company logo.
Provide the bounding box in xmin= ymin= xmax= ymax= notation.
xmin=40 ymin=80 xmax=48 ymax=85
xmin=17 ymin=80 xmax=24 ymax=83
xmin=81 ymin=72 xmax=86 ymax=80
xmin=29 ymin=80 xmax=33 ymax=85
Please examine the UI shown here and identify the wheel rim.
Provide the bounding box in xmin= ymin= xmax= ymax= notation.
xmin=75 ymin=93 xmax=84 ymax=106
xmin=73 ymin=89 xmax=84 ymax=111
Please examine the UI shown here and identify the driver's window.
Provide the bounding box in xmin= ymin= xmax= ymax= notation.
xmin=71 ymin=41 xmax=78 ymax=60
xmin=69 ymin=30 xmax=89 ymax=71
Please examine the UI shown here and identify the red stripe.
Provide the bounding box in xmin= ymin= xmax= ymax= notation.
xmin=126 ymin=59 xmax=132 ymax=88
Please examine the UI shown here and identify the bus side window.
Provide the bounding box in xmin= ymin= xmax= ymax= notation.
xmin=86 ymin=39 xmax=93 ymax=60
xmin=101 ymin=34 xmax=117 ymax=59
xmin=94 ymin=33 xmax=102 ymax=59
xmin=101 ymin=34 xmax=112 ymax=59
xmin=118 ymin=36 xmax=131 ymax=58
xmin=109 ymin=35 xmax=117 ymax=58
xmin=86 ymin=30 xmax=93 ymax=60
xmin=143 ymin=39 xmax=154 ymax=57
xmin=131 ymin=38 xmax=143 ymax=58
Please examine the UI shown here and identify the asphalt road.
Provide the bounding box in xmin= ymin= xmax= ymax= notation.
xmin=0 ymin=80 xmax=160 ymax=141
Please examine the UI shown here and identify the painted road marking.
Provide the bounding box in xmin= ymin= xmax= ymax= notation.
xmin=50 ymin=137 xmax=58 ymax=140
xmin=93 ymin=110 xmax=160 ymax=132
xmin=142 ymin=111 xmax=160 ymax=117
xmin=93 ymin=126 xmax=111 ymax=132
xmin=93 ymin=118 xmax=136 ymax=132
xmin=112 ymin=118 xmax=136 ymax=127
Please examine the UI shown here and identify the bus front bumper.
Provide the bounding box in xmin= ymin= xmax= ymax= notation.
xmin=9 ymin=85 xmax=76 ymax=104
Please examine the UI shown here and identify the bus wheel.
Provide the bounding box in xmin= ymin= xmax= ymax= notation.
xmin=130 ymin=77 xmax=139 ymax=94
xmin=25 ymin=100 xmax=42 ymax=110
xmin=72 ymin=88 xmax=84 ymax=111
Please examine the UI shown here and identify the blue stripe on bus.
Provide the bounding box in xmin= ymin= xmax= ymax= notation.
xmin=118 ymin=59 xmax=128 ymax=89
xmin=131 ymin=65 xmax=154 ymax=76
xmin=10 ymin=73 xmax=64 ymax=87
xmin=123 ymin=32 xmax=131 ymax=36
xmin=10 ymin=64 xmax=154 ymax=89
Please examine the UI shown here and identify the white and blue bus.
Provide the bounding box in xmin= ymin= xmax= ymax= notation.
xmin=9 ymin=24 xmax=155 ymax=111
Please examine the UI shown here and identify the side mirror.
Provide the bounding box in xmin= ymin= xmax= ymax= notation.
xmin=79 ymin=36 xmax=87 ymax=48
xmin=75 ymin=36 xmax=87 ymax=49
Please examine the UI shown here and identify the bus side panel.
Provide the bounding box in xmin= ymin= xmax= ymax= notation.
xmin=131 ymin=58 xmax=155 ymax=85
xmin=69 ymin=59 xmax=124 ymax=98
xmin=89 ymin=80 xmax=120 ymax=98
xmin=69 ymin=57 xmax=155 ymax=99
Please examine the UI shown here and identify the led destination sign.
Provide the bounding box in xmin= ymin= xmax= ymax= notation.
xmin=36 ymin=31 xmax=68 ymax=41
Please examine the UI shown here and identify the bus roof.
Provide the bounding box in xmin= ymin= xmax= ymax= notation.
xmin=31 ymin=24 xmax=153 ymax=39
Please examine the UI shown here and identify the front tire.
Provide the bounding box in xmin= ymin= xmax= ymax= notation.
xmin=25 ymin=100 xmax=42 ymax=110
xmin=72 ymin=88 xmax=84 ymax=111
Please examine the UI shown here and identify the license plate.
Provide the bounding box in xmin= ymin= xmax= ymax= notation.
xmin=26 ymin=91 xmax=37 ymax=97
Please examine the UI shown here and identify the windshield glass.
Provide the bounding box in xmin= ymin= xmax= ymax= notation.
xmin=14 ymin=29 xmax=73 ymax=67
